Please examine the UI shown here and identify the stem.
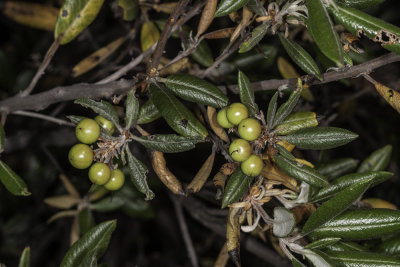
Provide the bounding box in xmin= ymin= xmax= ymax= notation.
xmin=12 ymin=110 xmax=74 ymax=126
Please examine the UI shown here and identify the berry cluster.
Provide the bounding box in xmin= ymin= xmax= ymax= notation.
xmin=68 ymin=117 xmax=125 ymax=191
xmin=217 ymin=103 xmax=264 ymax=176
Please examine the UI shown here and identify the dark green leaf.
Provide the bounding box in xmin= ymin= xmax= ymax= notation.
xmin=336 ymin=0 xmax=386 ymax=10
xmin=125 ymin=91 xmax=139 ymax=129
xmin=125 ymin=147 xmax=154 ymax=200
xmin=66 ymin=115 xmax=87 ymax=125
xmin=0 ymin=160 xmax=31 ymax=196
xmin=374 ymin=234 xmax=400 ymax=257
xmin=276 ymin=144 xmax=296 ymax=161
xmin=137 ymin=99 xmax=161 ymax=124
xmin=74 ymin=98 xmax=120 ymax=129
xmin=324 ymin=241 xmax=369 ymax=252
xmin=302 ymin=178 xmax=372 ymax=235
xmin=222 ymin=168 xmax=252 ymax=208
xmin=239 ymin=24 xmax=269 ymax=53
xmin=275 ymin=111 xmax=318 ymax=135
xmin=316 ymin=158 xmax=359 ymax=181
xmin=246 ymin=0 xmax=266 ymax=16
xmin=54 ymin=0 xmax=105 ymax=44
xmin=0 ymin=123 xmax=4 ymax=153
xmin=283 ymin=127 xmax=358 ymax=150
xmin=238 ymin=70 xmax=258 ymax=116
xmin=306 ymin=0 xmax=344 ymax=66
xmin=78 ymin=207 xmax=95 ymax=236
xmin=267 ymin=92 xmax=278 ymax=129
xmin=60 ymin=220 xmax=116 ymax=267
xmin=328 ymin=4 xmax=400 ymax=55
xmin=312 ymin=171 xmax=393 ymax=203
xmin=305 ymin=238 xmax=342 ymax=250
xmin=274 ymin=154 xmax=329 ymax=187
xmin=117 ymin=0 xmax=138 ymax=21
xmin=91 ymin=197 xmax=125 ymax=212
xmin=271 ymin=88 xmax=301 ymax=129
xmin=273 ymin=207 xmax=296 ymax=237
xmin=278 ymin=34 xmax=322 ymax=80
xmin=310 ymin=209 xmax=400 ymax=240
xmin=132 ymin=134 xmax=202 ymax=153
xmin=190 ymin=40 xmax=214 ymax=67
xmin=165 ymin=74 xmax=228 ymax=108
xmin=18 ymin=247 xmax=30 ymax=267
xmin=149 ymin=83 xmax=208 ymax=139
xmin=325 ymin=251 xmax=400 ymax=267
xmin=358 ymin=145 xmax=392 ymax=173
xmin=214 ymin=0 xmax=249 ymax=18
xmin=292 ymin=258 xmax=305 ymax=267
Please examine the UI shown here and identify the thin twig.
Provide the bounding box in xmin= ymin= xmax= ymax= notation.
xmin=20 ymin=37 xmax=61 ymax=97
xmin=171 ymin=195 xmax=199 ymax=267
xmin=12 ymin=110 xmax=74 ymax=126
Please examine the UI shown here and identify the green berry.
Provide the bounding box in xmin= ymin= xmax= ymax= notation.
xmin=217 ymin=108 xmax=234 ymax=128
xmin=104 ymin=169 xmax=125 ymax=191
xmin=229 ymin=139 xmax=251 ymax=162
xmin=68 ymin=144 xmax=93 ymax=169
xmin=238 ymin=118 xmax=262 ymax=141
xmin=241 ymin=155 xmax=263 ymax=176
xmin=88 ymin=163 xmax=111 ymax=185
xmin=226 ymin=103 xmax=249 ymax=125
xmin=94 ymin=115 xmax=115 ymax=135
xmin=76 ymin=118 xmax=100 ymax=144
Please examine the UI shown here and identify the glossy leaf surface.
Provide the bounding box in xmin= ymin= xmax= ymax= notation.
xmin=238 ymin=71 xmax=258 ymax=116
xmin=0 ymin=160 xmax=31 ymax=196
xmin=133 ymin=134 xmax=202 ymax=153
xmin=74 ymin=98 xmax=120 ymax=129
xmin=222 ymin=168 xmax=252 ymax=208
xmin=316 ymin=158 xmax=359 ymax=181
xmin=214 ymin=0 xmax=249 ymax=18
xmin=358 ymin=145 xmax=392 ymax=172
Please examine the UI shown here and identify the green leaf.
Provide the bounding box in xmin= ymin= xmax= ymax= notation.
xmin=54 ymin=0 xmax=105 ymax=44
xmin=312 ymin=171 xmax=393 ymax=203
xmin=324 ymin=241 xmax=369 ymax=252
xmin=305 ymin=238 xmax=342 ymax=250
xmin=0 ymin=123 xmax=4 ymax=153
xmin=222 ymin=168 xmax=252 ymax=208
xmin=18 ymin=247 xmax=30 ymax=267
xmin=132 ymin=134 xmax=202 ymax=153
xmin=328 ymin=4 xmax=400 ymax=55
xmin=125 ymin=91 xmax=139 ymax=129
xmin=316 ymin=158 xmax=359 ymax=181
xmin=125 ymin=147 xmax=154 ymax=200
xmin=273 ymin=207 xmax=296 ymax=237
xmin=358 ymin=145 xmax=392 ymax=173
xmin=306 ymin=0 xmax=344 ymax=66
xmin=117 ymin=0 xmax=138 ymax=21
xmin=239 ymin=24 xmax=269 ymax=53
xmin=271 ymin=88 xmax=302 ymax=129
xmin=267 ymin=92 xmax=278 ymax=129
xmin=74 ymin=98 xmax=120 ymax=129
xmin=292 ymin=258 xmax=306 ymax=267
xmin=278 ymin=34 xmax=322 ymax=80
xmin=283 ymin=127 xmax=358 ymax=150
xmin=324 ymin=251 xmax=400 ymax=267
xmin=302 ymin=178 xmax=372 ymax=235
xmin=0 ymin=160 xmax=30 ymax=196
xmin=190 ymin=40 xmax=214 ymax=67
xmin=275 ymin=111 xmax=318 ymax=135
xmin=335 ymin=0 xmax=386 ymax=10
xmin=276 ymin=144 xmax=296 ymax=161
xmin=214 ymin=0 xmax=249 ymax=18
xmin=238 ymin=70 xmax=258 ymax=116
xmin=374 ymin=234 xmax=400 ymax=257
xmin=66 ymin=115 xmax=87 ymax=125
xmin=60 ymin=220 xmax=116 ymax=267
xmin=91 ymin=196 xmax=125 ymax=212
xmin=164 ymin=74 xmax=228 ymax=108
xmin=274 ymin=154 xmax=329 ymax=187
xmin=78 ymin=207 xmax=95 ymax=236
xmin=310 ymin=209 xmax=400 ymax=240
xmin=137 ymin=99 xmax=161 ymax=124
xmin=149 ymin=83 xmax=208 ymax=139
xmin=246 ymin=0 xmax=266 ymax=16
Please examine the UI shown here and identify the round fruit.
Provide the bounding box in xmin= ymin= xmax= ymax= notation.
xmin=104 ymin=169 xmax=125 ymax=191
xmin=76 ymin=118 xmax=101 ymax=144
xmin=68 ymin=144 xmax=93 ymax=169
xmin=88 ymin=163 xmax=111 ymax=185
xmin=94 ymin=115 xmax=115 ymax=135
xmin=226 ymin=103 xmax=249 ymax=125
xmin=241 ymin=155 xmax=264 ymax=176
xmin=238 ymin=118 xmax=262 ymax=141
xmin=229 ymin=139 xmax=251 ymax=162
xmin=217 ymin=108 xmax=234 ymax=128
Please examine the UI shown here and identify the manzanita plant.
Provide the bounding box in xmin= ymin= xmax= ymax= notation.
xmin=1 ymin=0 xmax=400 ymax=266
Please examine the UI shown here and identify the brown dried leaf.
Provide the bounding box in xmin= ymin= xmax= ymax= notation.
xmin=47 ymin=210 xmax=77 ymax=224
xmin=59 ymin=173 xmax=80 ymax=198
xmin=214 ymin=243 xmax=229 ymax=267
xmin=207 ymin=106 xmax=229 ymax=142
xmin=186 ymin=151 xmax=215 ymax=194
xmin=227 ymin=207 xmax=242 ymax=267
xmin=261 ymin=164 xmax=298 ymax=192
xmin=159 ymin=57 xmax=189 ymax=76
xmin=152 ymin=2 xmax=178 ymax=14
xmin=220 ymin=162 xmax=239 ymax=176
xmin=151 ymin=151 xmax=184 ymax=195
xmin=44 ymin=195 xmax=80 ymax=209
xmin=203 ymin=27 xmax=236 ymax=39
xmin=196 ymin=0 xmax=218 ymax=37
xmin=230 ymin=6 xmax=252 ymax=43
xmin=70 ymin=216 xmax=79 ymax=246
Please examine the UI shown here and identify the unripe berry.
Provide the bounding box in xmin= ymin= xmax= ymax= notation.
xmin=238 ymin=118 xmax=262 ymax=141
xmin=241 ymin=155 xmax=263 ymax=177
xmin=88 ymin=163 xmax=111 ymax=185
xmin=94 ymin=115 xmax=115 ymax=135
xmin=76 ymin=118 xmax=100 ymax=144
xmin=217 ymin=108 xmax=234 ymax=128
xmin=229 ymin=139 xmax=251 ymax=162
xmin=104 ymin=169 xmax=125 ymax=191
xmin=68 ymin=144 xmax=93 ymax=169
xmin=226 ymin=103 xmax=249 ymax=125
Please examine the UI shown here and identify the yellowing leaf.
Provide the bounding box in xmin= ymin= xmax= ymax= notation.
xmin=44 ymin=195 xmax=80 ymax=209
xmin=141 ymin=21 xmax=160 ymax=52
xmin=296 ymin=158 xmax=315 ymax=168
xmin=362 ymin=198 xmax=398 ymax=210
xmin=374 ymin=82 xmax=400 ymax=113
xmin=2 ymin=1 xmax=58 ymax=31
xmin=72 ymin=36 xmax=126 ymax=77
xmin=278 ymin=57 xmax=299 ymax=79
xmin=118 ymin=0 xmax=138 ymax=21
